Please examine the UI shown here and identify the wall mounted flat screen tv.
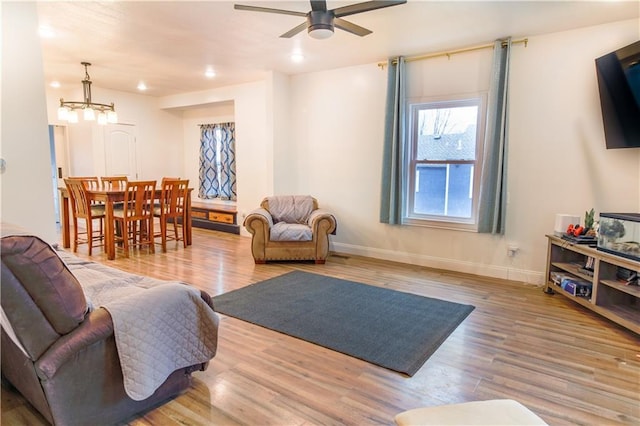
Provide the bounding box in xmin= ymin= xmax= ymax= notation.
xmin=595 ymin=40 xmax=640 ymax=149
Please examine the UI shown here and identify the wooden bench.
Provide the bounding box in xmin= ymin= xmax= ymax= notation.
xmin=191 ymin=202 xmax=239 ymax=234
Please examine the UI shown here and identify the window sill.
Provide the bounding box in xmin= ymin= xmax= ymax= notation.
xmin=402 ymin=217 xmax=478 ymax=232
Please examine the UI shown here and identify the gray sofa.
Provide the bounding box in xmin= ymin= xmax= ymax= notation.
xmin=1 ymin=228 xmax=219 ymax=426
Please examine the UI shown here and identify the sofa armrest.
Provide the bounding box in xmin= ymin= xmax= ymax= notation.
xmin=35 ymin=308 xmax=114 ymax=380
xmin=243 ymin=208 xmax=273 ymax=239
xmin=198 ymin=289 xmax=215 ymax=310
xmin=308 ymin=209 xmax=337 ymax=235
xmin=244 ymin=208 xmax=274 ymax=263
xmin=243 ymin=208 xmax=273 ymax=230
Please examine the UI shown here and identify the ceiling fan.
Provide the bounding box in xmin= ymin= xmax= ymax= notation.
xmin=234 ymin=0 xmax=407 ymax=39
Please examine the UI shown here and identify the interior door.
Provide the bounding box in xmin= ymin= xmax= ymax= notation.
xmin=104 ymin=123 xmax=138 ymax=179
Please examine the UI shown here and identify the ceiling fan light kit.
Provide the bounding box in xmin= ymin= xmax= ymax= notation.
xmin=234 ymin=0 xmax=406 ymax=39
xmin=57 ymin=62 xmax=118 ymax=125
xmin=308 ymin=10 xmax=334 ymax=39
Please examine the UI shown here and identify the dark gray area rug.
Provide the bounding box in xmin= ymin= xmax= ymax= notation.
xmin=213 ymin=270 xmax=475 ymax=376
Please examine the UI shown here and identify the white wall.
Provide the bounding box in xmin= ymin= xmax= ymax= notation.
xmin=13 ymin=13 xmax=637 ymax=283
xmin=287 ymin=19 xmax=640 ymax=284
xmin=160 ymin=80 xmax=271 ymax=228
xmin=181 ymin=102 xmax=235 ymax=203
xmin=506 ymin=19 xmax=639 ymax=281
xmin=1 ymin=3 xmax=58 ymax=242
xmin=269 ymin=72 xmax=297 ymax=194
xmin=46 ymin=87 xmax=184 ymax=183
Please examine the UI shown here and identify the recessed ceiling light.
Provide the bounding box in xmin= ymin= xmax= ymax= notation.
xmin=205 ymin=68 xmax=216 ymax=78
xmin=50 ymin=81 xmax=61 ymax=88
xmin=137 ymin=82 xmax=147 ymax=91
xmin=38 ymin=25 xmax=55 ymax=38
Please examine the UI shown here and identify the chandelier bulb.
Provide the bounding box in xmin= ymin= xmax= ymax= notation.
xmin=83 ymin=107 xmax=96 ymax=121
xmin=68 ymin=110 xmax=79 ymax=123
xmin=58 ymin=106 xmax=69 ymax=121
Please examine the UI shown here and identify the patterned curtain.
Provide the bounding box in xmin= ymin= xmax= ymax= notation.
xmin=199 ymin=122 xmax=236 ymax=201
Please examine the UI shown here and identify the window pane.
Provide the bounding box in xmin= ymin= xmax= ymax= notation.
xmin=414 ymin=165 xmax=446 ymax=215
xmin=446 ymin=164 xmax=473 ymax=218
xmin=416 ymin=106 xmax=478 ymax=161
xmin=414 ymin=164 xmax=473 ymax=219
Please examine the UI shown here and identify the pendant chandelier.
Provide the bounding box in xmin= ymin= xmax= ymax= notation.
xmin=57 ymin=62 xmax=117 ymax=125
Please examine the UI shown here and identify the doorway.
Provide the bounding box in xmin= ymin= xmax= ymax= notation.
xmin=49 ymin=125 xmax=69 ymax=225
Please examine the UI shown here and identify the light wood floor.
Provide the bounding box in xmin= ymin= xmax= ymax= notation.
xmin=2 ymin=228 xmax=639 ymax=425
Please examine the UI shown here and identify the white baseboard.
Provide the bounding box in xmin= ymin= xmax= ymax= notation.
xmin=330 ymin=242 xmax=545 ymax=286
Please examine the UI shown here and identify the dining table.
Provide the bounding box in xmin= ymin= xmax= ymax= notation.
xmin=59 ymin=186 xmax=193 ymax=260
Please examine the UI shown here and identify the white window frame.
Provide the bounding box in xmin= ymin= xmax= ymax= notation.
xmin=403 ymin=94 xmax=487 ymax=231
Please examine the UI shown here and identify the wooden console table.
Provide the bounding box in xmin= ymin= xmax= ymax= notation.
xmin=191 ymin=202 xmax=240 ymax=234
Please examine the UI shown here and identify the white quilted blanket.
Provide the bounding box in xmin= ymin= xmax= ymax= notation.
xmin=59 ymin=252 xmax=218 ymax=401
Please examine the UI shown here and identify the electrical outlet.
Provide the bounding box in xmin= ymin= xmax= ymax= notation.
xmin=507 ymin=243 xmax=519 ymax=257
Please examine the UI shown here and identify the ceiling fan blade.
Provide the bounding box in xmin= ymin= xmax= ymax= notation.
xmin=310 ymin=0 xmax=327 ymax=12
xmin=333 ymin=0 xmax=407 ymax=18
xmin=334 ymin=18 xmax=372 ymax=37
xmin=280 ymin=21 xmax=309 ymax=38
xmin=234 ymin=4 xmax=306 ymax=17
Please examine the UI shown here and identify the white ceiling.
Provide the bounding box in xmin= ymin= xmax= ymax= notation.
xmin=37 ymin=1 xmax=640 ymax=98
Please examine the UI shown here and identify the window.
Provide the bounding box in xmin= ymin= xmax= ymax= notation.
xmin=405 ymin=96 xmax=486 ymax=229
xmin=199 ymin=122 xmax=236 ymax=201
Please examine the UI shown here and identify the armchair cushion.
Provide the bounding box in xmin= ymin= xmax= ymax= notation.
xmin=270 ymin=222 xmax=313 ymax=241
xmin=265 ymin=195 xmax=314 ymax=224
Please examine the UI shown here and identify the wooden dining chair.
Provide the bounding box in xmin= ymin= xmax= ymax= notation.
xmin=64 ymin=178 xmax=105 ymax=255
xmin=154 ymin=178 xmax=189 ymax=252
xmin=72 ymin=176 xmax=104 ymax=210
xmin=113 ymin=180 xmax=156 ymax=258
xmin=101 ymin=176 xmax=128 ymax=190
xmin=76 ymin=176 xmax=106 ymax=234
xmin=101 ymin=176 xmax=128 ymax=216
xmin=69 ymin=176 xmax=101 ymax=190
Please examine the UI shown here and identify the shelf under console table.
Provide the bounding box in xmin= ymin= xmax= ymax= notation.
xmin=191 ymin=202 xmax=240 ymax=234
xmin=544 ymin=234 xmax=639 ymax=334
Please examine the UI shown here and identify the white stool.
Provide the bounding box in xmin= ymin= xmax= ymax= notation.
xmin=394 ymin=399 xmax=548 ymax=425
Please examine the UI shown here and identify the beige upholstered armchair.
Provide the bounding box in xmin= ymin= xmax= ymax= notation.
xmin=244 ymin=195 xmax=337 ymax=264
